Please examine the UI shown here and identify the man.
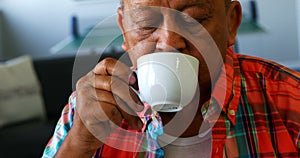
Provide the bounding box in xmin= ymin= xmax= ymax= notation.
xmin=43 ymin=0 xmax=300 ymax=157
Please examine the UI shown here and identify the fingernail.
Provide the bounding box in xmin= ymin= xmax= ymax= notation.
xmin=136 ymin=102 xmax=144 ymax=112
xmin=129 ymin=74 xmax=136 ymax=85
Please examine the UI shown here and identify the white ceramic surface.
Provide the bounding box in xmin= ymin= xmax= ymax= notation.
xmin=136 ymin=52 xmax=199 ymax=112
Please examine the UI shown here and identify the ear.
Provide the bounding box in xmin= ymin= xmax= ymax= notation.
xmin=227 ymin=1 xmax=242 ymax=46
xmin=117 ymin=7 xmax=129 ymax=52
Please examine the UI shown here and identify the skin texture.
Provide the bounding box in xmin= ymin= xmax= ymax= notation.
xmin=55 ymin=0 xmax=242 ymax=157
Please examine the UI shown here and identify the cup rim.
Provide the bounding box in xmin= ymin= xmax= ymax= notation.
xmin=137 ymin=52 xmax=199 ymax=64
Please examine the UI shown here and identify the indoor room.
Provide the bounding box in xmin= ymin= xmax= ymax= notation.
xmin=0 ymin=0 xmax=299 ymax=157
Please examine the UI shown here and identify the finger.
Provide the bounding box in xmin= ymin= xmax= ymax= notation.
xmin=99 ymin=101 xmax=124 ymax=127
xmin=88 ymin=90 xmax=143 ymax=130
xmin=94 ymin=88 xmax=144 ymax=112
xmin=93 ymin=58 xmax=134 ymax=84
xmin=93 ymin=58 xmax=117 ymax=75
xmin=76 ymin=81 xmax=143 ymax=133
xmin=93 ymin=75 xmax=144 ymax=112
xmin=92 ymin=75 xmax=144 ymax=130
xmin=76 ymin=86 xmax=122 ymax=124
xmin=129 ymin=70 xmax=138 ymax=89
xmin=82 ymin=96 xmax=142 ymax=130
xmin=94 ymin=89 xmax=118 ymax=105
xmin=111 ymin=97 xmax=144 ymax=130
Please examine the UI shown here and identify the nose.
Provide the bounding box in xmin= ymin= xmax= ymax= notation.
xmin=155 ymin=28 xmax=187 ymax=52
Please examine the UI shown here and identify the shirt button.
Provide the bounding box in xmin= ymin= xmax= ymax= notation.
xmin=228 ymin=109 xmax=235 ymax=116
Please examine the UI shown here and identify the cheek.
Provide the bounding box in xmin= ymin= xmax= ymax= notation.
xmin=185 ymin=34 xmax=223 ymax=84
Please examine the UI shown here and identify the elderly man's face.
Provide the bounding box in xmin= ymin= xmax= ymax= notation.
xmin=118 ymin=0 xmax=240 ymax=87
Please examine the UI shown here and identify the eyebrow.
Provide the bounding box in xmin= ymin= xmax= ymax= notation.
xmin=177 ymin=1 xmax=214 ymax=18
xmin=126 ymin=0 xmax=213 ymax=19
xmin=175 ymin=1 xmax=212 ymax=12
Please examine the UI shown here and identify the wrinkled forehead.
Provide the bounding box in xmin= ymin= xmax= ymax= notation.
xmin=123 ymin=0 xmax=215 ymax=11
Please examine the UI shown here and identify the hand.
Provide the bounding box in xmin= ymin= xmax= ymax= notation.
xmin=56 ymin=58 xmax=144 ymax=157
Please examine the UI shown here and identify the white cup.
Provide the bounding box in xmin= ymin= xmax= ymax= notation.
xmin=135 ymin=52 xmax=199 ymax=112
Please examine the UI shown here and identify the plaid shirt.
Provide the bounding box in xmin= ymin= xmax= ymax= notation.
xmin=42 ymin=48 xmax=300 ymax=158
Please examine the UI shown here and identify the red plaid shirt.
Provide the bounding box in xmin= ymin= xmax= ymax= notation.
xmin=43 ymin=48 xmax=300 ymax=157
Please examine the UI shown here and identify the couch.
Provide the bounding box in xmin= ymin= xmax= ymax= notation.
xmin=0 ymin=50 xmax=127 ymax=158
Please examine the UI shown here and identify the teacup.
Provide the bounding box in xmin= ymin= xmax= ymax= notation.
xmin=135 ymin=52 xmax=199 ymax=112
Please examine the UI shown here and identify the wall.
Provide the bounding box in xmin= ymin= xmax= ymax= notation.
xmin=298 ymin=0 xmax=300 ymax=65
xmin=0 ymin=0 xmax=119 ymax=59
xmin=0 ymin=10 xmax=3 ymax=59
xmin=1 ymin=0 xmax=300 ymax=67
xmin=237 ymin=0 xmax=300 ymax=68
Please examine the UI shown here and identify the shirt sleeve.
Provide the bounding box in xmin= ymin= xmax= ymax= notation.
xmin=41 ymin=92 xmax=76 ymax=158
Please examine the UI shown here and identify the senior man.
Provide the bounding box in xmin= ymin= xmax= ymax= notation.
xmin=43 ymin=0 xmax=300 ymax=157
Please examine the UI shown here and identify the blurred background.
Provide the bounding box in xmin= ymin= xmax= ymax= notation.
xmin=0 ymin=0 xmax=299 ymax=157
xmin=0 ymin=0 xmax=299 ymax=67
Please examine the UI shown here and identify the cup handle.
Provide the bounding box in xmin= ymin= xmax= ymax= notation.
xmin=129 ymin=69 xmax=146 ymax=103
